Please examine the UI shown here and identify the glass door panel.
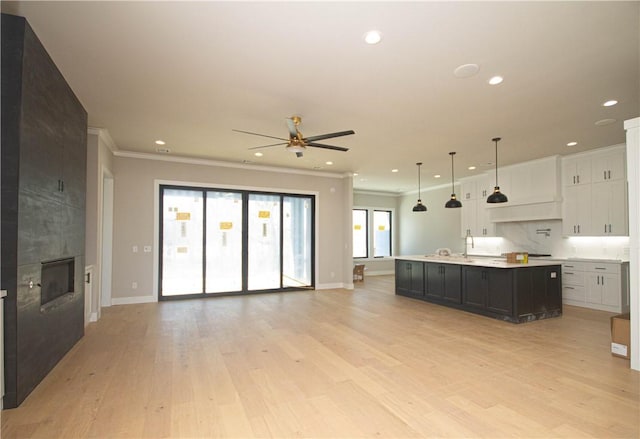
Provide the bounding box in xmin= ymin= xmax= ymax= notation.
xmin=283 ymin=196 xmax=312 ymax=287
xmin=161 ymin=189 xmax=203 ymax=296
xmin=248 ymin=194 xmax=281 ymax=290
xmin=205 ymin=191 xmax=243 ymax=293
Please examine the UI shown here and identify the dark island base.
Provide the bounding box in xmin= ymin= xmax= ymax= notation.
xmin=395 ymin=259 xmax=563 ymax=324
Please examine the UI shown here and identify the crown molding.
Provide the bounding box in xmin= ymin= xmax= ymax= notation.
xmin=112 ymin=149 xmax=347 ymax=179
xmin=87 ymin=127 xmax=118 ymax=153
xmin=353 ymin=190 xmax=401 ymax=197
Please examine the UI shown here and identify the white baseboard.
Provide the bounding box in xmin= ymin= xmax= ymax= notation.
xmin=365 ymin=270 xmax=395 ymax=276
xmin=111 ymin=295 xmax=157 ymax=305
xmin=315 ymin=282 xmax=346 ymax=290
xmin=89 ymin=312 xmax=98 ymax=322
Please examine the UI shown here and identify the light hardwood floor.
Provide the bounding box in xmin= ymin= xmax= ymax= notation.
xmin=2 ymin=275 xmax=638 ymax=438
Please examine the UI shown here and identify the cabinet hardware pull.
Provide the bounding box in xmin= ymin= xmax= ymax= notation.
xmin=597 ymin=276 xmax=600 ymax=285
xmin=577 ymin=175 xmax=580 ymax=184
xmin=604 ymin=224 xmax=607 ymax=233
xmin=573 ymin=225 xmax=576 ymax=233
xmin=565 ymin=286 xmax=574 ymax=290
xmin=595 ymin=267 xmax=606 ymax=270
xmin=608 ymin=224 xmax=612 ymax=233
xmin=604 ymin=170 xmax=606 ymax=180
xmin=565 ymin=271 xmax=574 ymax=275
xmin=577 ymin=225 xmax=580 ymax=233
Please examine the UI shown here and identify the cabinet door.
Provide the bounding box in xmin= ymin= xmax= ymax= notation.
xmin=607 ymin=180 xmax=628 ymax=235
xmin=562 ymin=156 xmax=591 ymax=186
xmin=601 ymin=273 xmax=620 ymax=307
xmin=476 ymin=202 xmax=495 ymax=237
xmin=486 ymin=268 xmax=513 ymax=316
xmin=463 ymin=267 xmax=486 ymax=309
xmin=592 ymin=149 xmax=625 ymax=183
xmin=410 ymin=262 xmax=425 ymax=297
xmin=395 ymin=260 xmax=411 ymax=293
xmin=476 ymin=174 xmax=493 ymax=201
xmin=443 ymin=264 xmax=462 ymax=304
xmin=425 ymin=263 xmax=443 ymax=299
xmin=591 ymin=180 xmax=627 ymax=236
xmin=461 ymin=198 xmax=478 ymax=237
xmin=461 ymin=180 xmax=477 ymax=201
xmin=586 ymin=273 xmax=602 ymax=304
xmin=562 ymin=185 xmax=591 ymax=235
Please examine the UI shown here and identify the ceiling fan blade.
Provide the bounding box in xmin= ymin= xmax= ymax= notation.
xmin=232 ymin=129 xmax=288 ymax=142
xmin=306 ymin=142 xmax=349 ymax=152
xmin=248 ymin=142 xmax=288 ymax=150
xmin=304 ymin=130 xmax=355 ymax=142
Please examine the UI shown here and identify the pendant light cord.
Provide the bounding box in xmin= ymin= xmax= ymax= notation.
xmin=450 ymin=153 xmax=455 ymax=193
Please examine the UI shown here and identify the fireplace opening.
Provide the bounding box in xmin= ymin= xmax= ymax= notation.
xmin=40 ymin=258 xmax=75 ymax=306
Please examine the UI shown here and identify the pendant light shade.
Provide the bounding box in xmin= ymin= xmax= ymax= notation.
xmin=445 ymin=151 xmax=462 ymax=208
xmin=412 ymin=162 xmax=427 ymax=212
xmin=486 ymin=137 xmax=508 ymax=203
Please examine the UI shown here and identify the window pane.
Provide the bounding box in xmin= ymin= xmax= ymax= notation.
xmin=162 ymin=189 xmax=203 ymax=295
xmin=283 ymin=196 xmax=312 ymax=287
xmin=205 ymin=191 xmax=243 ymax=293
xmin=373 ymin=210 xmax=391 ymax=257
xmin=353 ymin=209 xmax=368 ymax=258
xmin=248 ymin=194 xmax=281 ymax=290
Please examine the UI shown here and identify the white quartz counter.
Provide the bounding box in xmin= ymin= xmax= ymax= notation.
xmin=395 ymin=255 xmax=562 ymax=269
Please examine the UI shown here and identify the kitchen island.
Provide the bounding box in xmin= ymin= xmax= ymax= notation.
xmin=395 ymin=256 xmax=562 ymax=323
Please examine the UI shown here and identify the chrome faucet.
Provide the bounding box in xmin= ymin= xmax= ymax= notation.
xmin=463 ymin=230 xmax=474 ymax=258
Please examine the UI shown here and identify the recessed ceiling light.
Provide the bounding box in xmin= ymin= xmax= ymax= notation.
xmin=363 ymin=30 xmax=382 ymax=45
xmin=595 ymin=118 xmax=617 ymax=126
xmin=254 ymin=152 xmax=263 ymax=157
xmin=603 ymin=100 xmax=618 ymax=107
xmin=453 ymin=64 xmax=480 ymax=78
xmin=391 ymin=169 xmax=399 ymax=173
xmin=325 ymin=161 xmax=333 ymax=165
xmin=468 ymin=166 xmax=476 ymax=170
xmin=155 ymin=140 xmax=166 ymax=145
xmin=353 ymin=173 xmax=359 ymax=176
xmin=567 ymin=141 xmax=578 ymax=147
xmin=434 ymin=174 xmax=441 ymax=178
xmin=488 ymin=76 xmax=503 ymax=85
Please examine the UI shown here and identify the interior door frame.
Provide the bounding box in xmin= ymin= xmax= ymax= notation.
xmin=155 ymin=180 xmax=318 ymax=300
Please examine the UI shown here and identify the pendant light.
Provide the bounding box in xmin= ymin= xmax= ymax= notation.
xmin=486 ymin=137 xmax=508 ymax=203
xmin=412 ymin=162 xmax=427 ymax=212
xmin=445 ymin=152 xmax=462 ymax=208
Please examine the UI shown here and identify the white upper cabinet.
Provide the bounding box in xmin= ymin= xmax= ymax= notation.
xmin=461 ymin=179 xmax=477 ymax=201
xmin=563 ymin=156 xmax=592 ymax=186
xmin=591 ymin=180 xmax=628 ymax=236
xmin=591 ymin=148 xmax=626 ymax=183
xmin=561 ymin=144 xmax=628 ymax=236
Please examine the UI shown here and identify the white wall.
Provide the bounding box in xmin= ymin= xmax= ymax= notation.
xmin=110 ymin=153 xmax=351 ymax=302
xmin=398 ymin=184 xmax=463 ymax=255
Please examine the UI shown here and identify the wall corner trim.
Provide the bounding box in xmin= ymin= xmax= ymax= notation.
xmin=88 ymin=127 xmax=118 ymax=153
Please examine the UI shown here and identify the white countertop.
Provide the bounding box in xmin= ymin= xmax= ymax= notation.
xmin=396 ymin=255 xmax=562 ymax=269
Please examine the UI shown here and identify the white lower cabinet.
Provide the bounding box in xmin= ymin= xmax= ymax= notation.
xmin=562 ymin=261 xmax=629 ymax=313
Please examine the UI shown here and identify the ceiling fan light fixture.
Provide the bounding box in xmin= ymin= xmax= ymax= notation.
xmin=412 ymin=162 xmax=427 ymax=212
xmin=487 ymin=137 xmax=508 ymax=204
xmin=445 ymin=152 xmax=462 ymax=208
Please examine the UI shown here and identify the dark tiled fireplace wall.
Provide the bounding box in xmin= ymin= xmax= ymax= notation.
xmin=1 ymin=13 xmax=87 ymax=408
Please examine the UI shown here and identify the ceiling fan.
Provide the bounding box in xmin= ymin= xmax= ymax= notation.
xmin=233 ymin=116 xmax=355 ymax=158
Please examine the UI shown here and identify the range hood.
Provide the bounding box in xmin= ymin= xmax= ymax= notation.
xmin=488 ymin=199 xmax=563 ymax=223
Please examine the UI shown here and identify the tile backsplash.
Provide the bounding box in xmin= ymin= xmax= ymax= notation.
xmin=471 ymin=220 xmax=630 ymax=260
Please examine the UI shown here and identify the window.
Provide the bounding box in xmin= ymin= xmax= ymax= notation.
xmin=373 ymin=210 xmax=391 ymax=257
xmin=353 ymin=208 xmax=393 ymax=258
xmin=352 ymin=209 xmax=368 ymax=258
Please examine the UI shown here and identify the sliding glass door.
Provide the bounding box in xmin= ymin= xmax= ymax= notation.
xmin=159 ymin=186 xmax=314 ymax=299
xmin=161 ymin=189 xmax=204 ymax=296
xmin=205 ymin=191 xmax=243 ymax=293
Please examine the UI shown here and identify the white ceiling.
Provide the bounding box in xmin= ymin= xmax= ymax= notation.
xmin=3 ymin=1 xmax=639 ymax=193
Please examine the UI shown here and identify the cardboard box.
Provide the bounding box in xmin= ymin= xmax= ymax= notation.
xmin=506 ymin=252 xmax=528 ymax=264
xmin=611 ymin=313 xmax=631 ymax=359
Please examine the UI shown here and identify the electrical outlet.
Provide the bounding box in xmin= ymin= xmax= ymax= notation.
xmin=132 ymin=245 xmax=138 ymax=253
xmin=132 ymin=282 xmax=138 ymax=289
xmin=143 ymin=246 xmax=152 ymax=253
